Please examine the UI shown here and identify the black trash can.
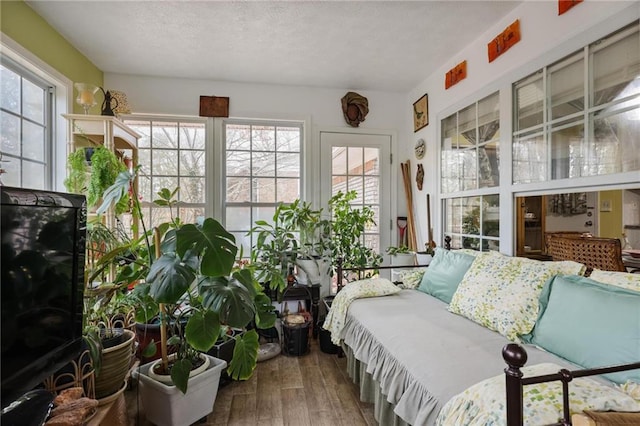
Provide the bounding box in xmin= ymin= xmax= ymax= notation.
xmin=282 ymin=315 xmax=311 ymax=356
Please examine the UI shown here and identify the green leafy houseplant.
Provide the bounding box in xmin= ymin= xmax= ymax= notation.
xmin=385 ymin=245 xmax=412 ymax=256
xmin=250 ymin=199 xmax=331 ymax=291
xmin=99 ymin=169 xmax=277 ymax=394
xmin=329 ymin=190 xmax=383 ymax=278
xmin=63 ymin=147 xmax=90 ymax=195
xmin=88 ymin=146 xmax=128 ymax=213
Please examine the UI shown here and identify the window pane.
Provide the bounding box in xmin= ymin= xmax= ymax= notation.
xmin=1 ymin=65 xmax=20 ymax=114
xmin=1 ymin=111 xmax=20 ymax=153
xmin=445 ymin=198 xmax=457 ymax=233
xmin=550 ymin=52 xmax=584 ymax=119
xmin=23 ymin=121 xmax=45 ymax=162
xmin=225 ymin=206 xmax=250 ymax=231
xmin=479 ymin=141 xmax=499 ymax=188
xmin=513 ymin=133 xmax=546 ymax=183
xmin=332 ymin=147 xmax=346 ymax=175
xmin=276 ymin=153 xmax=299 ymax=177
xmin=458 ymin=104 xmax=476 ymax=148
xmin=178 ymin=207 xmax=205 ymax=224
xmin=461 ymin=197 xmax=480 ymax=237
xmin=252 ymin=125 xmax=275 ymax=151
xmin=460 ymin=148 xmax=477 ymax=191
xmin=252 ymin=151 xmax=275 ymax=176
xmin=367 ymin=205 xmax=379 ymax=233
xmin=152 ymin=149 xmax=178 ymax=175
xmin=347 ymin=147 xmax=363 ymax=175
xmin=348 ymin=176 xmax=364 ymax=203
xmin=515 ymin=73 xmax=544 ymax=131
xmin=227 ymin=151 xmax=251 ymax=176
xmin=232 ymin=232 xmax=251 ymax=259
xmin=593 ymin=108 xmax=640 ymax=174
xmin=482 ymin=195 xmax=500 ymax=238
xmin=2 ymin=156 xmax=19 ymax=186
xmin=276 ymin=178 xmax=299 ymax=203
xmin=478 ymin=92 xmax=500 ymax=144
xmin=152 ymin=176 xmax=178 ymax=196
xmin=551 ymin=122 xmax=584 ymax=180
xmin=253 ymin=206 xmax=276 ymax=224
xmin=179 ymin=150 xmax=204 ymax=176
xmin=226 ymin=177 xmax=251 ymax=202
xmin=22 ymin=78 xmax=45 ymax=124
xmin=179 ymin=124 xmax=205 ymax=150
xmin=130 ymin=122 xmax=151 ymax=148
xmin=441 ymin=143 xmax=460 ymax=193
xmin=139 ymin=173 xmax=151 ymax=202
xmin=180 ymin=177 xmax=205 ymax=203
xmin=593 ymin=26 xmax=640 ymax=106
xmin=22 ymin=160 xmax=45 ymax=189
xmin=364 ymin=177 xmax=379 ymax=205
xmin=276 ymin=127 xmax=300 ymax=152
xmin=152 ymin=122 xmax=178 ymax=148
xmin=226 ymin=124 xmax=251 ymax=150
xmin=332 ymin=175 xmax=347 ymax=196
xmin=364 ymin=148 xmax=380 ymax=175
xmin=254 ymin=178 xmax=275 ymax=202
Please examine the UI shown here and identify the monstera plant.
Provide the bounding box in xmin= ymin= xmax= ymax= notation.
xmin=99 ymin=169 xmax=276 ymax=394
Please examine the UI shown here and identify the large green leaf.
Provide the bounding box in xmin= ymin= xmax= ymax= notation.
xmin=254 ymin=293 xmax=277 ymax=329
xmin=170 ymin=358 xmax=192 ymax=394
xmin=199 ymin=275 xmax=255 ymax=328
xmin=228 ymin=329 xmax=259 ymax=380
xmin=176 ymin=219 xmax=237 ymax=277
xmin=146 ymin=253 xmax=195 ymax=304
xmin=185 ymin=310 xmax=220 ymax=352
xmin=96 ymin=170 xmax=134 ymax=215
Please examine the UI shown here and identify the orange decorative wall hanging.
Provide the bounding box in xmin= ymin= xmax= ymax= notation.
xmin=445 ymin=60 xmax=467 ymax=90
xmin=558 ymin=0 xmax=583 ymax=15
xmin=488 ymin=20 xmax=521 ymax=63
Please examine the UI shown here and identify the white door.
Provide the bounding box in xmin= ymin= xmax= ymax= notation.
xmin=319 ymin=131 xmax=393 ymax=259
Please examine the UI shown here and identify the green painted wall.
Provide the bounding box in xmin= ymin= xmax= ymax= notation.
xmin=0 ymin=1 xmax=103 ymax=114
xmin=599 ymin=190 xmax=623 ymax=239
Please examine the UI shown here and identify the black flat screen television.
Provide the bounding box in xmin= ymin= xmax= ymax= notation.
xmin=1 ymin=186 xmax=87 ymax=408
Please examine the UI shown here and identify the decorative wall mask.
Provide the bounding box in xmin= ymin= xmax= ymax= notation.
xmin=416 ymin=164 xmax=424 ymax=191
xmin=414 ymin=138 xmax=426 ymax=160
xmin=341 ymin=92 xmax=369 ymax=127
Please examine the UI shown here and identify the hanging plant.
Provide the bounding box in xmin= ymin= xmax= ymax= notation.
xmin=63 ymin=148 xmax=90 ymax=194
xmin=87 ymin=146 xmax=128 ymax=213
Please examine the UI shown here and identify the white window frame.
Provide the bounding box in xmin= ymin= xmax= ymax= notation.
xmin=123 ymin=115 xmax=209 ymax=229
xmin=220 ymin=118 xmax=305 ymax=255
xmin=1 ymin=34 xmax=72 ymax=191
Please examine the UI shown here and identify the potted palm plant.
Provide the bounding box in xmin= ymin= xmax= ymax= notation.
xmin=98 ymin=169 xmax=277 ymax=425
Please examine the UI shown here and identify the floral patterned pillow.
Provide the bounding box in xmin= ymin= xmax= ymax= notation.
xmin=397 ymin=268 xmax=427 ymax=289
xmin=437 ymin=363 xmax=640 ymax=426
xmin=589 ymin=269 xmax=640 ymax=292
xmin=448 ymin=253 xmax=585 ymax=341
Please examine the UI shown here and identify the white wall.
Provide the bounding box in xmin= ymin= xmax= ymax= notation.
xmin=404 ymin=0 xmax=639 ymax=253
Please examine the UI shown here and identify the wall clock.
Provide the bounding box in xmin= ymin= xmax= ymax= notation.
xmin=414 ymin=138 xmax=426 ymax=160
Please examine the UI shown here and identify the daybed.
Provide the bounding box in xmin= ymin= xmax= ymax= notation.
xmin=324 ymin=248 xmax=640 ymax=426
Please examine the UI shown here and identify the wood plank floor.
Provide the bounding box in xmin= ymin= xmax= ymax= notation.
xmin=125 ymin=339 xmax=376 ymax=425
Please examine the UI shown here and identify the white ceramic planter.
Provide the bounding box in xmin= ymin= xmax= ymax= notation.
xmin=390 ymin=252 xmax=416 ymax=282
xmin=147 ymin=353 xmax=211 ymax=385
xmin=415 ymin=253 xmax=433 ymax=266
xmin=133 ymin=354 xmax=227 ymax=426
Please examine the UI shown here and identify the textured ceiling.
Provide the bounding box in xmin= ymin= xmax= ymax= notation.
xmin=26 ymin=1 xmax=521 ymax=92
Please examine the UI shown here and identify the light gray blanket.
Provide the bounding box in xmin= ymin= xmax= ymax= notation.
xmin=341 ymin=289 xmax=578 ymax=426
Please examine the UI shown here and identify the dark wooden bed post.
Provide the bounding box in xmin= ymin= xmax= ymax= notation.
xmin=336 ymin=257 xmax=344 ymax=292
xmin=444 ymin=235 xmax=451 ymax=250
xmin=503 ymin=343 xmax=527 ymax=426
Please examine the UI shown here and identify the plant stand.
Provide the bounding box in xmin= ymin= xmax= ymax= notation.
xmin=133 ymin=354 xmax=226 ymax=426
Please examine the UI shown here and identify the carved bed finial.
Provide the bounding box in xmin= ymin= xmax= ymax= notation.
xmin=503 ymin=343 xmax=528 ymax=368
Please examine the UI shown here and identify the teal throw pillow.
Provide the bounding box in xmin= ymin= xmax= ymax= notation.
xmin=417 ymin=247 xmax=476 ymax=303
xmin=524 ymin=274 xmax=640 ymax=384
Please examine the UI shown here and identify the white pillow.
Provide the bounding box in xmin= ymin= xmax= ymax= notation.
xmin=589 ymin=269 xmax=640 ymax=292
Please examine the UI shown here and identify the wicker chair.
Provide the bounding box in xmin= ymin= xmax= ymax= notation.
xmin=546 ymin=234 xmax=626 ymax=273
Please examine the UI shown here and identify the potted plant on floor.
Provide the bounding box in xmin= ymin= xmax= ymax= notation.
xmin=328 ymin=190 xmax=383 ymax=286
xmin=99 ymin=170 xmax=277 ymax=425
